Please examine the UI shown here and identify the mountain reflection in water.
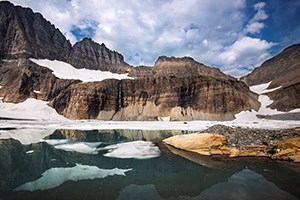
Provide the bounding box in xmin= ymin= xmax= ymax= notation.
xmin=0 ymin=129 xmax=299 ymax=200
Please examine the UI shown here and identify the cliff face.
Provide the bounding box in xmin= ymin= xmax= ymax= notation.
xmin=241 ymin=43 xmax=300 ymax=112
xmin=0 ymin=1 xmax=71 ymax=61
xmin=0 ymin=59 xmax=79 ymax=103
xmin=67 ymin=38 xmax=131 ymax=73
xmin=49 ymin=71 xmax=258 ymax=121
xmin=0 ymin=1 xmax=260 ymax=121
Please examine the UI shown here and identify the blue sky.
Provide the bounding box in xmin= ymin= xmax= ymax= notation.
xmin=10 ymin=0 xmax=300 ymax=77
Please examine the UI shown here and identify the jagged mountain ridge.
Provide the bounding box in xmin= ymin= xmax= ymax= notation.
xmin=0 ymin=1 xmax=128 ymax=72
xmin=0 ymin=1 xmax=260 ymax=121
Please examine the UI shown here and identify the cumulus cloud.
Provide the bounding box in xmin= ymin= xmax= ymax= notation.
xmin=10 ymin=0 xmax=276 ymax=77
xmin=245 ymin=2 xmax=268 ymax=34
xmin=219 ymin=37 xmax=274 ymax=76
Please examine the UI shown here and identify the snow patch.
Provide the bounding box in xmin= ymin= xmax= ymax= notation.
xmin=249 ymin=82 xmax=283 ymax=115
xmin=30 ymin=58 xmax=133 ymax=83
xmin=54 ymin=142 xmax=102 ymax=154
xmin=158 ymin=116 xmax=171 ymax=122
xmin=0 ymin=129 xmax=55 ymax=145
xmin=33 ymin=90 xmax=41 ymax=94
xmin=0 ymin=98 xmax=68 ymax=121
xmin=250 ymin=82 xmax=282 ymax=95
xmin=14 ymin=164 xmax=132 ymax=191
xmin=103 ymin=141 xmax=161 ymax=159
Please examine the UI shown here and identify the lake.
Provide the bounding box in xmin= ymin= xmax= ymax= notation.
xmin=0 ymin=129 xmax=299 ymax=200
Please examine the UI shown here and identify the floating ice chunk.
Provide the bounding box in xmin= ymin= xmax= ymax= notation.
xmin=14 ymin=164 xmax=132 ymax=191
xmin=103 ymin=141 xmax=161 ymax=159
xmin=43 ymin=139 xmax=69 ymax=146
xmin=30 ymin=58 xmax=133 ymax=83
xmin=0 ymin=129 xmax=55 ymax=145
xmin=54 ymin=142 xmax=102 ymax=154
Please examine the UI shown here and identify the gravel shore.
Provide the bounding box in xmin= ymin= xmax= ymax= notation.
xmin=201 ymin=125 xmax=300 ymax=149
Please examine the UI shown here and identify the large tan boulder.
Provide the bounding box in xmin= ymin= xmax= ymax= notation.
xmin=163 ymin=133 xmax=268 ymax=157
xmin=163 ymin=133 xmax=227 ymax=151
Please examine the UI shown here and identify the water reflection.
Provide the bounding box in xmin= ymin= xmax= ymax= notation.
xmin=0 ymin=129 xmax=299 ymax=200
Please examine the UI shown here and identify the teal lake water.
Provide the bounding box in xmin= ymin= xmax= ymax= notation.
xmin=0 ymin=129 xmax=299 ymax=200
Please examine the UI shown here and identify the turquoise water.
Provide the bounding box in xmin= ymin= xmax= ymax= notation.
xmin=0 ymin=129 xmax=299 ymax=200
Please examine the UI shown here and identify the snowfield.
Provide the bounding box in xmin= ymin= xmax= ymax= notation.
xmin=30 ymin=58 xmax=133 ymax=82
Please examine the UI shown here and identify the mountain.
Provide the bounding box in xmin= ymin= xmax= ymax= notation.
xmin=0 ymin=1 xmax=71 ymax=61
xmin=67 ymin=38 xmax=131 ymax=73
xmin=0 ymin=1 xmax=260 ymax=121
xmin=242 ymin=44 xmax=300 ymax=111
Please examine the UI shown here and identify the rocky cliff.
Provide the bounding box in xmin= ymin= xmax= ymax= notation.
xmin=0 ymin=1 xmax=71 ymax=61
xmin=242 ymin=43 xmax=300 ymax=112
xmin=49 ymin=72 xmax=258 ymax=120
xmin=67 ymin=38 xmax=131 ymax=73
xmin=0 ymin=1 xmax=260 ymax=121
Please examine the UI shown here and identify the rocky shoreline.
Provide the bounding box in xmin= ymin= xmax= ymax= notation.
xmin=164 ymin=125 xmax=300 ymax=162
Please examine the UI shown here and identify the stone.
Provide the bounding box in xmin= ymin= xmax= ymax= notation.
xmin=163 ymin=133 xmax=228 ymax=151
xmin=163 ymin=126 xmax=300 ymax=162
xmin=67 ymin=38 xmax=131 ymax=73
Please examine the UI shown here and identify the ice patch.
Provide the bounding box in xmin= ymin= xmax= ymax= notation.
xmin=103 ymin=141 xmax=161 ymax=159
xmin=0 ymin=129 xmax=55 ymax=145
xmin=30 ymin=58 xmax=133 ymax=83
xmin=14 ymin=164 xmax=132 ymax=191
xmin=0 ymin=98 xmax=67 ymax=121
xmin=54 ymin=142 xmax=102 ymax=154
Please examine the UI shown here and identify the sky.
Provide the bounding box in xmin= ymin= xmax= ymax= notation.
xmin=10 ymin=0 xmax=300 ymax=77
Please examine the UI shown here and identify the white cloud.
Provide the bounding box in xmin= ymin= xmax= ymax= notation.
xmin=245 ymin=22 xmax=265 ymax=34
xmin=244 ymin=2 xmax=268 ymax=35
xmin=253 ymin=2 xmax=266 ymax=10
xmin=219 ymin=37 xmax=274 ymax=77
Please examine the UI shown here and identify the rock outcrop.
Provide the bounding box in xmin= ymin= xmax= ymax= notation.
xmin=48 ymin=73 xmax=259 ymax=120
xmin=0 ymin=1 xmax=260 ymax=121
xmin=67 ymin=38 xmax=131 ymax=73
xmin=164 ymin=125 xmax=300 ymax=162
xmin=242 ymin=43 xmax=300 ymax=112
